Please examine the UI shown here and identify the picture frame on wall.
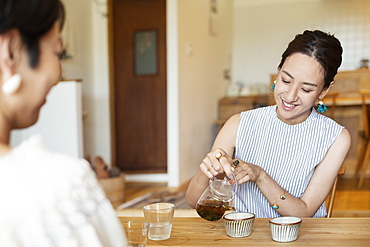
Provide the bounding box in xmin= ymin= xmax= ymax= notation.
xmin=134 ymin=30 xmax=158 ymax=75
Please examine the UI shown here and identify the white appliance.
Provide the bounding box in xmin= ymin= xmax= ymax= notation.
xmin=10 ymin=80 xmax=84 ymax=158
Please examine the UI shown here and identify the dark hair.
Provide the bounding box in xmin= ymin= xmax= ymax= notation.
xmin=278 ymin=30 xmax=343 ymax=89
xmin=0 ymin=0 xmax=65 ymax=68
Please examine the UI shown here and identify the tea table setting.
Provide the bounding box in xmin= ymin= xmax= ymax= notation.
xmin=118 ymin=208 xmax=370 ymax=246
xmin=118 ymin=173 xmax=370 ymax=246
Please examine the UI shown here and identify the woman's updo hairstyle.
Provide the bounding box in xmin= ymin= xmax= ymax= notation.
xmin=278 ymin=30 xmax=343 ymax=89
xmin=0 ymin=0 xmax=65 ymax=68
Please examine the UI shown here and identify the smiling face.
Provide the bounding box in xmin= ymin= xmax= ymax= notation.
xmin=274 ymin=53 xmax=330 ymax=125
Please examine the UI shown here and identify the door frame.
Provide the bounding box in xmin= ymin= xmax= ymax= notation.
xmin=107 ymin=0 xmax=180 ymax=187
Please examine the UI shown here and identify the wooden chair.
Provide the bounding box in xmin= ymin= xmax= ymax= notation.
xmin=322 ymin=91 xmax=339 ymax=119
xmin=321 ymin=92 xmax=344 ymax=217
xmin=356 ymin=90 xmax=370 ymax=188
xmin=326 ymin=166 xmax=346 ymax=218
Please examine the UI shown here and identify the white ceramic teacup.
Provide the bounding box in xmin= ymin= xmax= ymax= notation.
xmin=269 ymin=216 xmax=302 ymax=242
xmin=223 ymin=212 xmax=255 ymax=238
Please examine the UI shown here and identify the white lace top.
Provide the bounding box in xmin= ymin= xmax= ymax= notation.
xmin=0 ymin=136 xmax=127 ymax=247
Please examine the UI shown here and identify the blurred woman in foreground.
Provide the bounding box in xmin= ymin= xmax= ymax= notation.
xmin=0 ymin=0 xmax=126 ymax=245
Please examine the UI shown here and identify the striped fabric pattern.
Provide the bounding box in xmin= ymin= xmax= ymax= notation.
xmin=234 ymin=105 xmax=344 ymax=218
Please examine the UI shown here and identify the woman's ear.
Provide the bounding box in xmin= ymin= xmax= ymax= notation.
xmin=319 ymin=81 xmax=335 ymax=100
xmin=0 ymin=30 xmax=22 ymax=94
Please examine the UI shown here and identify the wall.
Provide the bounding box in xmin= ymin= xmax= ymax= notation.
xmin=167 ymin=0 xmax=180 ymax=186
xmin=232 ymin=0 xmax=370 ymax=89
xmin=61 ymin=0 xmax=112 ymax=164
xmin=56 ymin=0 xmax=370 ymax=187
xmin=60 ymin=0 xmax=233 ymax=187
xmin=177 ymin=0 xmax=234 ymax=185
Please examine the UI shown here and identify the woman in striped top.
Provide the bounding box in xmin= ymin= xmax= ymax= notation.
xmin=186 ymin=30 xmax=351 ymax=218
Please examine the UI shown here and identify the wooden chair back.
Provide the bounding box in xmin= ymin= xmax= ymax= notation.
xmin=326 ymin=165 xmax=346 ymax=218
xmin=323 ymin=91 xmax=339 ymax=119
xmin=359 ymin=90 xmax=370 ymax=138
xmin=357 ymin=90 xmax=370 ymax=188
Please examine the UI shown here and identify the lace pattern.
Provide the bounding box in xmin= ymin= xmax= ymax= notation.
xmin=0 ymin=136 xmax=115 ymax=247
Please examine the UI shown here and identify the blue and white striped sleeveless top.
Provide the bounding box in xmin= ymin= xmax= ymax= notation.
xmin=234 ymin=105 xmax=344 ymax=218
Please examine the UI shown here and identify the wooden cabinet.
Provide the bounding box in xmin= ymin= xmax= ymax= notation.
xmin=331 ymin=69 xmax=370 ymax=94
xmin=215 ymin=94 xmax=269 ymax=130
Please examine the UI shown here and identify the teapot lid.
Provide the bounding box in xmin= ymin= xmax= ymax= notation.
xmin=210 ymin=178 xmax=234 ymax=202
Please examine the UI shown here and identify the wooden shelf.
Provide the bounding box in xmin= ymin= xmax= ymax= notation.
xmin=215 ymin=94 xmax=270 ymax=130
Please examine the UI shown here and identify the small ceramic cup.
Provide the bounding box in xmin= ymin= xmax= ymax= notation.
xmin=269 ymin=216 xmax=302 ymax=242
xmin=223 ymin=212 xmax=255 ymax=238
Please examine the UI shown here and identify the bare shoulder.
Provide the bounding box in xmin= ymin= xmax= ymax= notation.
xmin=223 ymin=113 xmax=241 ymax=129
xmin=212 ymin=114 xmax=241 ymax=155
xmin=339 ymin=127 xmax=351 ymax=140
xmin=333 ymin=128 xmax=351 ymax=150
xmin=321 ymin=127 xmax=351 ymax=169
xmin=217 ymin=113 xmax=241 ymax=138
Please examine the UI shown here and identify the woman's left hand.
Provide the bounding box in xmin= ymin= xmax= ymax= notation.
xmin=232 ymin=159 xmax=262 ymax=184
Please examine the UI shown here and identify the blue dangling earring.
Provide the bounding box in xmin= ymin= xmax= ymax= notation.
xmin=271 ymin=81 xmax=276 ymax=92
xmin=317 ymin=100 xmax=328 ymax=113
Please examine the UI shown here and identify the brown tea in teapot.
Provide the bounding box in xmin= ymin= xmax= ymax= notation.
xmin=196 ymin=199 xmax=235 ymax=221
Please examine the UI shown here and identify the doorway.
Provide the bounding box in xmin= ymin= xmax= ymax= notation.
xmin=111 ymin=0 xmax=167 ymax=173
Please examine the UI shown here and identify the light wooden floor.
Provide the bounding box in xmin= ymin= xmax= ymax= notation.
xmin=124 ymin=177 xmax=370 ymax=217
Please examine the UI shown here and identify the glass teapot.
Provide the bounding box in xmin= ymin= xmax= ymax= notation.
xmin=196 ymin=174 xmax=238 ymax=221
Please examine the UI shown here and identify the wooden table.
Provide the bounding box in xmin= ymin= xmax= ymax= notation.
xmin=119 ymin=214 xmax=370 ymax=246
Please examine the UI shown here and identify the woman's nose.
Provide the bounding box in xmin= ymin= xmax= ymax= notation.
xmin=285 ymin=86 xmax=299 ymax=102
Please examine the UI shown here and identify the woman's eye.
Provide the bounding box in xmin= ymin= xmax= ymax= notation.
xmin=58 ymin=50 xmax=66 ymax=60
xmin=282 ymin=79 xmax=290 ymax=84
xmin=302 ymin=88 xmax=312 ymax=93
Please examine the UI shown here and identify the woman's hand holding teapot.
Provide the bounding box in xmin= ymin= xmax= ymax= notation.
xmin=232 ymin=159 xmax=263 ymax=184
xmin=200 ymin=148 xmax=263 ymax=185
xmin=200 ymin=148 xmax=234 ymax=179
